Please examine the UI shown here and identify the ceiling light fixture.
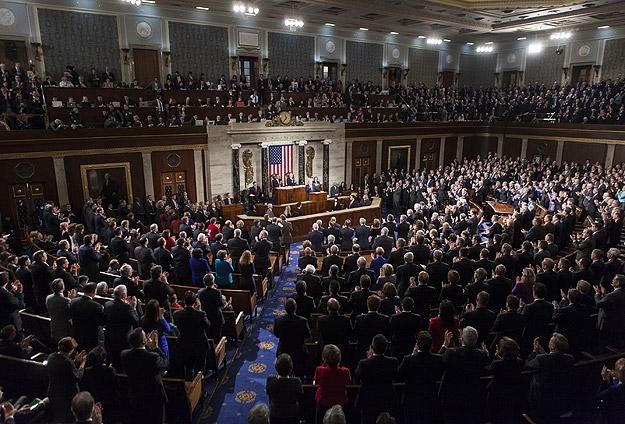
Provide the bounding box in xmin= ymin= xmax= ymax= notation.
xmin=528 ymin=42 xmax=543 ymax=54
xmin=359 ymin=27 xmax=369 ymax=31
xmin=427 ymin=38 xmax=442 ymax=45
xmin=443 ymin=39 xmax=451 ymax=42
xmin=517 ymin=37 xmax=527 ymax=40
xmin=195 ymin=6 xmax=209 ymax=10
xmin=550 ymin=31 xmax=572 ymax=40
xmin=484 ymin=41 xmax=493 ymax=45
xmin=390 ymin=31 xmax=399 ymax=35
xmin=233 ymin=3 xmax=259 ymax=16
xmin=284 ymin=18 xmax=304 ymax=31
xmin=597 ymin=25 xmax=610 ymax=29
xmin=466 ymin=42 xmax=474 ymax=45
xmin=476 ymin=45 xmax=493 ymax=53
xmin=324 ymin=23 xmax=335 ymax=26
xmin=122 ymin=0 xmax=142 ymax=5
xmin=418 ymin=35 xmax=426 ymax=39
xmin=143 ymin=0 xmax=155 ymax=3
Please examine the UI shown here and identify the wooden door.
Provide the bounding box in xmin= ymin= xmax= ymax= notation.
xmin=321 ymin=62 xmax=338 ymax=81
xmin=352 ymin=158 xmax=371 ymax=188
xmin=133 ymin=48 xmax=160 ymax=86
xmin=239 ymin=56 xmax=259 ymax=88
xmin=387 ymin=67 xmax=402 ymax=89
xmin=10 ymin=183 xmax=45 ymax=230
xmin=440 ymin=71 xmax=454 ymax=88
xmin=160 ymin=172 xmax=187 ymax=200
xmin=502 ymin=71 xmax=518 ymax=88
xmin=420 ymin=153 xmax=438 ymax=170
xmin=571 ymin=65 xmax=592 ymax=84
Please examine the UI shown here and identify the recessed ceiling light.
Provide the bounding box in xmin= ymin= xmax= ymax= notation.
xmin=443 ymin=39 xmax=451 ymax=42
xmin=466 ymin=42 xmax=474 ymax=45
xmin=517 ymin=37 xmax=527 ymax=40
xmin=325 ymin=23 xmax=335 ymax=26
xmin=390 ymin=31 xmax=399 ymax=35
xmin=195 ymin=6 xmax=209 ymax=10
xmin=143 ymin=0 xmax=155 ymax=3
xmin=359 ymin=27 xmax=368 ymax=31
xmin=597 ymin=25 xmax=610 ymax=29
xmin=418 ymin=35 xmax=426 ymax=38
xmin=485 ymin=41 xmax=493 ymax=44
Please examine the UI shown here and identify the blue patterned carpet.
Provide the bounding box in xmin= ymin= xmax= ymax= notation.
xmin=197 ymin=245 xmax=300 ymax=423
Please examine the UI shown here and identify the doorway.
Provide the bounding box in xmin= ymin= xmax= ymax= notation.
xmin=352 ymin=158 xmax=371 ymax=188
xmin=0 ymin=40 xmax=28 ymax=71
xmin=440 ymin=71 xmax=454 ymax=88
xmin=571 ymin=65 xmax=593 ymax=85
xmin=321 ymin=62 xmax=338 ymax=81
xmin=133 ymin=48 xmax=160 ymax=86
xmin=502 ymin=71 xmax=520 ymax=88
xmin=10 ymin=183 xmax=46 ymax=231
xmin=387 ymin=67 xmax=402 ymax=90
xmin=239 ymin=56 xmax=259 ymax=88
xmin=160 ymin=172 xmax=187 ymax=201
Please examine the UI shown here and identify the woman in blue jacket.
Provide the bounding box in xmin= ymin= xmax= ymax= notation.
xmin=189 ymin=247 xmax=210 ymax=286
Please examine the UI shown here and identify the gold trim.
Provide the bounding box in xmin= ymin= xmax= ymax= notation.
xmin=387 ymin=146 xmax=412 ymax=172
xmin=0 ymin=144 xmax=208 ymax=160
xmin=80 ymin=162 xmax=133 ymax=205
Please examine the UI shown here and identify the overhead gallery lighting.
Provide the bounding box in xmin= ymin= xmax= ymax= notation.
xmin=597 ymin=25 xmax=610 ymax=29
xmin=324 ymin=23 xmax=335 ymax=26
xmin=233 ymin=3 xmax=259 ymax=16
xmin=143 ymin=0 xmax=155 ymax=3
xmin=443 ymin=39 xmax=451 ymax=42
xmin=427 ymin=38 xmax=442 ymax=45
xmin=476 ymin=45 xmax=493 ymax=53
xmin=195 ymin=6 xmax=209 ymax=10
xmin=517 ymin=37 xmax=527 ymax=40
xmin=466 ymin=42 xmax=474 ymax=45
xmin=284 ymin=18 xmax=304 ymax=31
xmin=417 ymin=35 xmax=426 ymax=39
xmin=359 ymin=27 xmax=369 ymax=31
xmin=390 ymin=31 xmax=399 ymax=35
xmin=528 ymin=42 xmax=543 ymax=54
xmin=122 ymin=0 xmax=142 ymax=5
xmin=550 ymin=31 xmax=572 ymax=40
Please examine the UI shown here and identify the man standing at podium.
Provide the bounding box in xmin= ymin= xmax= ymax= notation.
xmin=286 ymin=173 xmax=296 ymax=186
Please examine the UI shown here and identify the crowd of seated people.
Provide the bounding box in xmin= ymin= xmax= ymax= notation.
xmin=5 ymin=57 xmax=625 ymax=130
xmin=2 ymin=152 xmax=625 ymax=422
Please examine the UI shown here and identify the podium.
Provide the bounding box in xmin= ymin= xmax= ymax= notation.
xmin=274 ymin=185 xmax=306 ymax=204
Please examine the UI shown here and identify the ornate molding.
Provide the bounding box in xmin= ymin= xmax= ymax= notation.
xmin=231 ymin=143 xmax=242 ymax=150
xmin=321 ymin=139 xmax=333 ymax=145
xmin=297 ymin=140 xmax=308 ymax=146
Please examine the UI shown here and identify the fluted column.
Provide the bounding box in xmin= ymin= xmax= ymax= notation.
xmin=231 ymin=144 xmax=242 ymax=202
xmin=261 ymin=143 xmax=269 ymax=195
xmin=322 ymin=139 xmax=332 ymax=191
xmin=297 ymin=140 xmax=307 ymax=184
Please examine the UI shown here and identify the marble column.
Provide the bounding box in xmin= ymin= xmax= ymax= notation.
xmin=297 ymin=140 xmax=307 ymax=184
xmin=53 ymin=157 xmax=69 ymax=207
xmin=606 ymin=144 xmax=616 ymax=169
xmin=231 ymin=144 xmax=242 ymax=202
xmin=456 ymin=136 xmax=464 ymax=162
xmin=375 ymin=139 xmax=383 ymax=175
xmin=439 ymin=137 xmax=446 ymax=168
xmin=322 ymin=139 xmax=332 ymax=191
xmin=520 ymin=138 xmax=528 ymax=160
xmin=414 ymin=138 xmax=422 ymax=170
xmin=261 ymin=143 xmax=269 ymax=195
xmin=345 ymin=141 xmax=353 ymax=185
xmin=555 ymin=141 xmax=564 ymax=166
xmin=141 ymin=152 xmax=155 ymax=198
xmin=193 ymin=149 xmax=205 ymax=203
xmin=496 ymin=135 xmax=504 ymax=158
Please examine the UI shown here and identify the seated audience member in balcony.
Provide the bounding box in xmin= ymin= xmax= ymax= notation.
xmin=266 ymin=353 xmax=304 ymax=424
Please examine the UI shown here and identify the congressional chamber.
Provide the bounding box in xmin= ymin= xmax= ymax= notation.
xmin=2 ymin=1 xmax=625 ymax=424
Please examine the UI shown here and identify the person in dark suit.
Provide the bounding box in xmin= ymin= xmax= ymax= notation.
xmin=113 ymin=264 xmax=144 ymax=300
xmin=290 ymin=280 xmax=316 ymax=324
xmin=397 ymin=331 xmax=443 ymax=424
xmin=317 ymin=298 xmax=352 ymax=356
xmin=173 ymin=291 xmax=211 ymax=379
xmin=143 ymin=265 xmax=174 ymax=311
xmin=134 ymin=237 xmax=156 ymax=280
xmin=339 ymin=221 xmax=354 ymax=252
xmin=108 ymin=227 xmax=129 ymax=263
xmin=390 ymin=239 xmax=409 ymax=270
xmin=30 ymin=250 xmax=54 ymax=313
xmin=227 ymin=229 xmax=250 ymax=272
xmin=526 ymin=333 xmax=575 ymax=421
xmin=451 ymin=247 xmax=476 ymax=287
xmin=460 ymin=291 xmax=496 ymax=345
xmin=0 ymin=272 xmax=23 ymax=336
xmin=354 ymin=219 xmax=371 ymax=250
xmin=537 ymin=258 xmax=560 ymax=302
xmin=78 ymin=235 xmax=103 ymax=283
xmin=198 ymin=273 xmax=228 ymax=341
xmin=349 ymin=274 xmax=374 ymax=316
xmin=389 ymin=297 xmax=422 ymax=359
xmin=273 ymin=298 xmax=311 ymax=378
xmin=121 ymin=327 xmax=169 ymax=424
xmin=153 ymin=237 xmax=174 ymax=276
xmin=426 ymin=250 xmax=450 ymax=290
xmin=144 ymin=224 xmax=161 ymax=250
xmin=172 ymin=238 xmax=192 ymax=283
xmin=80 ymin=347 xmax=117 ymax=423
xmin=353 ymin=295 xmax=389 ymax=360
xmin=595 ymin=274 xmax=625 ymax=348
xmin=252 ymin=230 xmax=273 ymax=277
xmin=318 ymin=280 xmax=349 ymax=313
xmin=485 ymin=264 xmax=513 ymax=314
xmin=47 ymin=337 xmax=87 ymax=423
xmin=346 ymin=257 xmax=375 ymax=294
xmin=70 ymin=282 xmax=105 ymax=351
xmin=521 ymin=283 xmax=554 ymax=350
xmin=308 ymin=223 xmax=325 ymax=253
xmin=395 ymin=252 xmax=423 ymax=297
xmin=405 ymin=271 xmax=437 ymax=327
xmin=491 ymin=295 xmax=527 ymax=346
xmin=595 ymin=357 xmax=625 ymax=424
xmin=297 ymin=247 xmax=318 ymax=271
xmin=410 ymin=234 xmax=431 ymax=267
xmin=372 ymin=227 xmax=394 ymax=259
xmin=321 ymin=245 xmax=343 ymax=276
xmin=553 ymin=288 xmax=591 ymax=357
xmin=487 ymin=337 xmax=524 ymax=424
xmin=355 ymin=334 xmax=398 ymax=424
xmin=439 ymin=326 xmax=489 ymax=424
xmin=104 ymin=284 xmax=140 ymax=369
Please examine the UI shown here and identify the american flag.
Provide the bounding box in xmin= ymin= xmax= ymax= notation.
xmin=268 ymin=144 xmax=293 ymax=180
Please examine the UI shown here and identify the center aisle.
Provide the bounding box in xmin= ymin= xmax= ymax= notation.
xmin=199 ymin=244 xmax=301 ymax=423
